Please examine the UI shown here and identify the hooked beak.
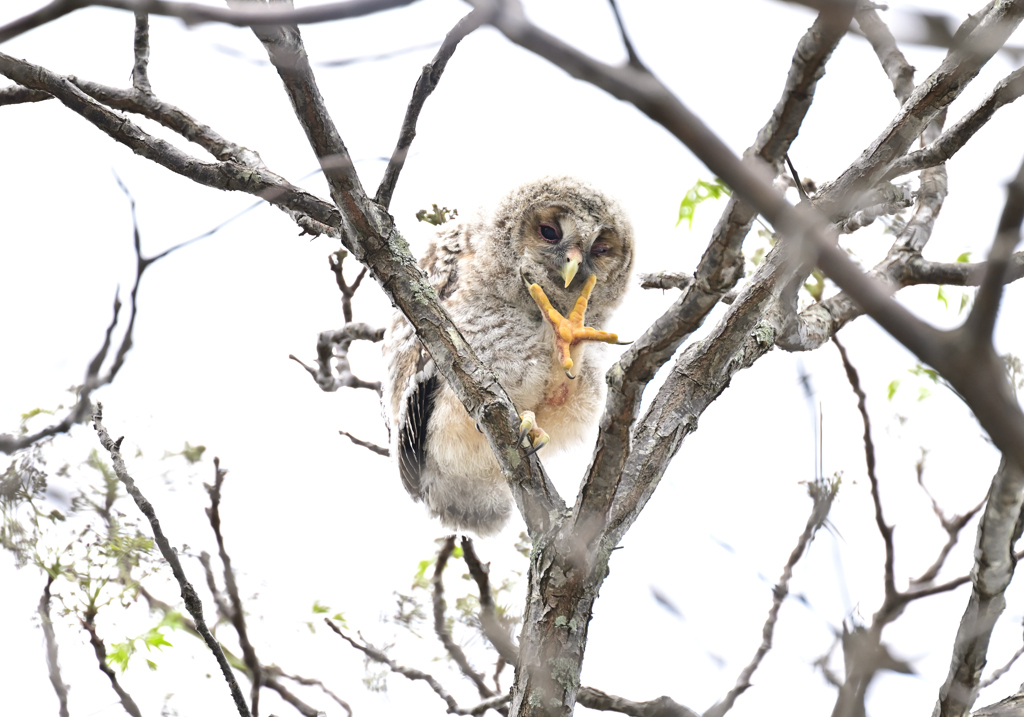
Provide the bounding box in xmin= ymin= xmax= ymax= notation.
xmin=560 ymin=246 xmax=583 ymax=288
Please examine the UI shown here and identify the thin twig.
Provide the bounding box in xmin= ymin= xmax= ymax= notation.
xmin=461 ymin=537 xmax=518 ymax=663
xmin=92 ymin=404 xmax=252 ymax=717
xmin=375 ymin=7 xmax=490 ymax=207
xmin=82 ymin=606 xmax=143 ymax=717
xmin=131 ymin=12 xmax=152 ymax=94
xmin=607 ymin=0 xmax=642 ymax=68
xmin=833 ymin=337 xmax=896 ymax=600
xmin=339 ymin=430 xmax=389 ymax=456
xmin=432 ymin=536 xmax=495 ymax=699
xmin=207 ymin=458 xmax=262 ymax=716
xmin=38 ymin=576 xmax=70 ymax=717
xmin=704 ymin=476 xmax=838 ymax=717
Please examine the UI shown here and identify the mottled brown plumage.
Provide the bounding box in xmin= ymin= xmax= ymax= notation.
xmin=382 ymin=177 xmax=634 ymax=535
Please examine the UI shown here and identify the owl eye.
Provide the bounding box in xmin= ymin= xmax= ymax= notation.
xmin=591 ymin=241 xmax=611 ymax=256
xmin=539 ymin=223 xmax=561 ymax=243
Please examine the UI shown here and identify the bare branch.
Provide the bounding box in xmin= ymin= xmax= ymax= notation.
xmin=206 ymin=458 xmax=262 ymax=716
xmin=573 ymin=3 xmax=854 ymax=544
xmin=82 ymin=606 xmax=143 ymax=717
xmin=576 ymin=687 xmax=699 ymax=717
xmin=38 ymin=576 xmax=70 ymax=717
xmin=131 ymin=12 xmax=152 ymax=93
xmin=289 ymin=323 xmax=384 ymax=394
xmin=461 ymin=537 xmax=518 ymax=664
xmin=637 ymin=272 xmax=695 ymax=291
xmin=607 ymin=0 xmax=642 ymax=68
xmin=934 ymin=457 xmax=1024 ymax=717
xmin=966 ymin=154 xmax=1024 ymax=344
xmin=0 ymin=83 xmax=51 ymax=104
xmin=885 ymin=66 xmax=1024 ymax=181
xmin=833 ymin=337 xmax=896 ymax=600
xmin=263 ymin=667 xmax=353 ymax=717
xmin=0 ymin=0 xmax=420 ymax=45
xmin=375 ymin=7 xmax=490 ymax=208
xmin=856 ymin=6 xmax=915 ymax=105
xmin=92 ymin=404 xmax=252 ymax=717
xmin=325 ymin=620 xmax=467 ymax=714
xmin=339 ymin=430 xmax=389 ymax=456
xmin=432 ymin=536 xmax=495 ymax=699
xmin=704 ymin=476 xmax=838 ymax=717
xmin=912 ymin=454 xmax=987 ymax=585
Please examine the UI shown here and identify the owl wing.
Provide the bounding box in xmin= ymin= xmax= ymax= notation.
xmin=384 ymin=223 xmax=472 ymax=498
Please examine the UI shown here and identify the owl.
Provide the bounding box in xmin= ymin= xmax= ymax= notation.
xmin=382 ymin=177 xmax=635 ymax=536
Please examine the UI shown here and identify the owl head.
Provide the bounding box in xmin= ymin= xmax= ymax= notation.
xmin=486 ymin=176 xmax=635 ymax=321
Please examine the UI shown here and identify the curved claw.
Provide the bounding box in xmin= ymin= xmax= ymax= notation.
xmin=614 ymin=340 xmax=632 ymax=346
xmin=564 ymin=369 xmax=576 ymax=380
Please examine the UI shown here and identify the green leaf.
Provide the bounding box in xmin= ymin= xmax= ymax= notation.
xmin=107 ymin=640 xmax=134 ymax=672
xmin=917 ymin=387 xmax=932 ymax=401
xmin=332 ymin=612 xmax=347 ymax=626
xmin=143 ymin=628 xmax=172 ymax=650
xmin=937 ymin=285 xmax=949 ymax=309
xmin=909 ymin=365 xmax=939 ymax=383
xmin=312 ymin=601 xmax=330 ymax=614
xmin=451 ymin=545 xmax=463 ymax=559
xmin=181 ymin=442 xmax=206 ymax=464
xmin=956 ymin=251 xmax=972 ymax=263
xmin=677 ymin=178 xmax=731 ymax=229
xmin=959 ymin=291 xmax=970 ymax=315
xmin=416 ymin=204 xmax=458 ymax=226
xmin=146 ymin=659 xmax=158 ymax=671
xmin=887 ymin=380 xmax=900 ymax=401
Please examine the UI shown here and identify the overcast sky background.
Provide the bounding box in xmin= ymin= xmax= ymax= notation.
xmin=2 ymin=1 xmax=1024 ymax=715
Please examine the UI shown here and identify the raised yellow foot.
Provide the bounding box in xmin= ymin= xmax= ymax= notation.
xmin=527 ymin=274 xmax=622 ymax=379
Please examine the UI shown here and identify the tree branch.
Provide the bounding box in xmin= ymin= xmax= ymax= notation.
xmin=92 ymin=404 xmax=253 ymax=717
xmin=935 ymin=457 xmax=1024 ymax=717
xmin=38 ymin=576 xmax=70 ymax=717
xmin=0 ymin=0 xmax=421 ymax=45
xmin=375 ymin=7 xmax=490 ymax=208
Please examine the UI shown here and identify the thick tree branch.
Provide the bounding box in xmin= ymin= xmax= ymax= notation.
xmin=934 ymin=458 xmax=1024 ymax=717
xmin=856 ymin=6 xmax=915 ymax=105
xmin=248 ymin=4 xmax=563 ymax=537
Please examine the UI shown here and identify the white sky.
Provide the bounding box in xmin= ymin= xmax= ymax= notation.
xmin=2 ymin=1 xmax=1024 ymax=716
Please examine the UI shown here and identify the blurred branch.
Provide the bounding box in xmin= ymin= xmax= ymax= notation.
xmin=856 ymin=6 xmax=914 ymax=105
xmin=0 ymin=0 xmax=420 ymax=45
xmin=289 ymin=324 xmax=384 ymax=394
xmin=704 ymin=476 xmax=837 ymax=717
xmin=577 ymin=687 xmax=699 ymax=717
xmin=432 ymin=536 xmax=496 ymax=701
xmin=92 ymin=404 xmax=253 ymax=717
xmin=461 ymin=537 xmax=518 ymax=663
xmin=39 ymin=576 xmax=70 ymax=717
xmin=637 ymin=272 xmax=695 ymax=291
xmin=0 ymin=179 xmax=149 ymax=454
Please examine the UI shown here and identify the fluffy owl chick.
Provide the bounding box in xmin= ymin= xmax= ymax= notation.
xmin=382 ymin=177 xmax=634 ymax=535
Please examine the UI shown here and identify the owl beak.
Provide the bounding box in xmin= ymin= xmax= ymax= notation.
xmin=561 ymin=246 xmax=583 ymax=288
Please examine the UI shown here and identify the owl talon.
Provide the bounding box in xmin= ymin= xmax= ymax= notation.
xmin=528 ymin=274 xmax=623 ymax=371
xmin=518 ymin=411 xmax=550 ymax=455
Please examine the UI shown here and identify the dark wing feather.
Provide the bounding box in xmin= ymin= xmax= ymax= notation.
xmin=398 ymin=369 xmax=437 ymax=500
